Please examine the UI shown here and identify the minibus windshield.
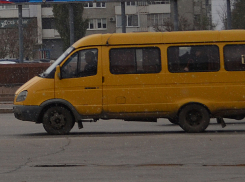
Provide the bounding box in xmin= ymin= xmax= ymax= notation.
xmin=40 ymin=46 xmax=75 ymax=78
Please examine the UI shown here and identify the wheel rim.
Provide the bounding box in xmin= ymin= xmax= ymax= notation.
xmin=185 ymin=110 xmax=203 ymax=126
xmin=49 ymin=111 xmax=66 ymax=129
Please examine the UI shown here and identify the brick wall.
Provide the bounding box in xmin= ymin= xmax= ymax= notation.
xmin=0 ymin=63 xmax=50 ymax=102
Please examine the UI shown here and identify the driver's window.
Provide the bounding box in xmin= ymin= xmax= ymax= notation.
xmin=62 ymin=53 xmax=78 ymax=79
xmin=61 ymin=49 xmax=98 ymax=79
xmin=78 ymin=49 xmax=98 ymax=77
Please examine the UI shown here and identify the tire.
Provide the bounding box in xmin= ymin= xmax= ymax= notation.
xmin=168 ymin=118 xmax=179 ymax=124
xmin=43 ymin=106 xmax=75 ymax=135
xmin=178 ymin=104 xmax=210 ymax=133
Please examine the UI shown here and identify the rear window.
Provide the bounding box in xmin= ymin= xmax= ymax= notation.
xmin=224 ymin=44 xmax=245 ymax=71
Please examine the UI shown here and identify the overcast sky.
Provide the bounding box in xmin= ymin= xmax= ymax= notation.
xmin=212 ymin=0 xmax=227 ymax=30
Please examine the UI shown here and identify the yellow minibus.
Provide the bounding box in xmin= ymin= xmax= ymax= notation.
xmin=13 ymin=30 xmax=245 ymax=134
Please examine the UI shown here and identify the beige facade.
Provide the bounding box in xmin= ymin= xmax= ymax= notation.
xmin=171 ymin=0 xmax=212 ymax=30
xmin=0 ymin=0 xmax=212 ymax=59
xmin=83 ymin=2 xmax=118 ymax=35
xmin=84 ymin=0 xmax=212 ymax=35
xmin=84 ymin=1 xmax=171 ymax=35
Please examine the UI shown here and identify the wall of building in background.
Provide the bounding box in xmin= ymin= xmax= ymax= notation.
xmin=0 ymin=63 xmax=50 ymax=101
xmin=0 ymin=1 xmax=212 ymax=60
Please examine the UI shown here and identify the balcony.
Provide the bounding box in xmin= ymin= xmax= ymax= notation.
xmin=41 ymin=7 xmax=53 ymax=18
xmin=42 ymin=29 xmax=60 ymax=39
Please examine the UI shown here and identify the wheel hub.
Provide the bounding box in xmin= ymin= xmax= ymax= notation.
xmin=50 ymin=112 xmax=66 ymax=129
xmin=186 ymin=110 xmax=202 ymax=126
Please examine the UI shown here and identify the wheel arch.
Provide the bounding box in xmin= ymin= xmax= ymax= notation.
xmin=177 ymin=102 xmax=211 ymax=117
xmin=178 ymin=102 xmax=211 ymax=133
xmin=37 ymin=99 xmax=82 ymax=123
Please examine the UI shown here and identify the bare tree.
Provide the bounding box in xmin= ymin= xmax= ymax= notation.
xmin=0 ymin=30 xmax=9 ymax=58
xmin=217 ymin=2 xmax=228 ymax=30
xmin=7 ymin=29 xmax=19 ymax=58
xmin=217 ymin=0 xmax=236 ymax=30
xmin=0 ymin=18 xmax=38 ymax=59
xmin=153 ymin=16 xmax=191 ymax=32
xmin=194 ymin=14 xmax=216 ymax=30
xmin=23 ymin=19 xmax=38 ymax=59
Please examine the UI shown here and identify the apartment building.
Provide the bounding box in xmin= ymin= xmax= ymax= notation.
xmin=84 ymin=0 xmax=212 ymax=34
xmin=0 ymin=0 xmax=211 ymax=59
xmin=172 ymin=0 xmax=212 ymax=30
xmin=83 ymin=1 xmax=171 ymax=34
xmin=0 ymin=4 xmax=62 ymax=59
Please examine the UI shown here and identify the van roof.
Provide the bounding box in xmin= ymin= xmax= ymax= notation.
xmin=72 ymin=30 xmax=245 ymax=48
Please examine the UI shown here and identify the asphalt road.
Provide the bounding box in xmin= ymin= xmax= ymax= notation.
xmin=1 ymin=113 xmax=245 ymax=182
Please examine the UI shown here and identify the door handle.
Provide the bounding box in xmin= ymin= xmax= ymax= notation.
xmin=85 ymin=87 xmax=97 ymax=89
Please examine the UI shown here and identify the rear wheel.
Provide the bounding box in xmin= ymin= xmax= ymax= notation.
xmin=168 ymin=118 xmax=179 ymax=124
xmin=178 ymin=104 xmax=210 ymax=133
xmin=43 ymin=106 xmax=75 ymax=135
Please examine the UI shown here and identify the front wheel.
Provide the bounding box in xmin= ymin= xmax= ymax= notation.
xmin=178 ymin=104 xmax=210 ymax=133
xmin=43 ymin=106 xmax=75 ymax=135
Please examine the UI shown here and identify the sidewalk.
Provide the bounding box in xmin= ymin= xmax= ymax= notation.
xmin=0 ymin=101 xmax=13 ymax=113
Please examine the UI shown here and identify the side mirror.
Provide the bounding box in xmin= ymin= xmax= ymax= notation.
xmin=56 ymin=65 xmax=62 ymax=80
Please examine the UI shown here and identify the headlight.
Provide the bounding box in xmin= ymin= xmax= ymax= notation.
xmin=16 ymin=91 xmax=28 ymax=102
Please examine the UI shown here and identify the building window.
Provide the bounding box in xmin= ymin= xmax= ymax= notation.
xmin=42 ymin=18 xmax=55 ymax=29
xmin=88 ymin=19 xmax=94 ymax=29
xmin=224 ymin=44 xmax=245 ymax=71
xmin=110 ymin=47 xmax=161 ymax=74
xmin=84 ymin=2 xmax=106 ymax=8
xmin=128 ymin=15 xmax=138 ymax=26
xmin=88 ymin=19 xmax=107 ymax=30
xmin=117 ymin=15 xmax=139 ymax=27
xmin=84 ymin=2 xmax=93 ymax=8
xmin=149 ymin=0 xmax=170 ymax=4
xmin=0 ymin=5 xmax=29 ymax=9
xmin=137 ymin=2 xmax=148 ymax=6
xmin=168 ymin=45 xmax=220 ymax=72
xmin=126 ymin=2 xmax=136 ymax=6
xmin=148 ymin=14 xmax=170 ymax=26
xmin=96 ymin=2 xmax=106 ymax=8
xmin=42 ymin=4 xmax=53 ymax=8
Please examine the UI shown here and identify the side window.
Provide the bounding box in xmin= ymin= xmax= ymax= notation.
xmin=79 ymin=49 xmax=98 ymax=77
xmin=110 ymin=47 xmax=161 ymax=74
xmin=224 ymin=44 xmax=245 ymax=71
xmin=168 ymin=45 xmax=220 ymax=73
xmin=61 ymin=49 xmax=98 ymax=79
xmin=62 ymin=53 xmax=78 ymax=79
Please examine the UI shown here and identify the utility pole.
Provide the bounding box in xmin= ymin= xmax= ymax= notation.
xmin=205 ymin=0 xmax=210 ymax=30
xmin=226 ymin=0 xmax=232 ymax=30
xmin=69 ymin=4 xmax=74 ymax=45
xmin=18 ymin=5 xmax=23 ymax=63
xmin=172 ymin=0 xmax=179 ymax=31
xmin=121 ymin=1 xmax=126 ymax=33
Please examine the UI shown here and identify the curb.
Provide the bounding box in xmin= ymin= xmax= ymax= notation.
xmin=0 ymin=102 xmax=13 ymax=113
xmin=0 ymin=108 xmax=13 ymax=113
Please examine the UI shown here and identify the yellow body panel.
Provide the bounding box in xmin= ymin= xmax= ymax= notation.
xmin=54 ymin=47 xmax=102 ymax=115
xmin=14 ymin=30 xmax=245 ymax=119
xmin=14 ymin=76 xmax=54 ymax=106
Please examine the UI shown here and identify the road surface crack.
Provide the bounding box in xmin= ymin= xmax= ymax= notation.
xmin=0 ymin=138 xmax=71 ymax=174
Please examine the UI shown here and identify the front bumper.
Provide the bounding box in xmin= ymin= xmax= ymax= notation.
xmin=13 ymin=105 xmax=42 ymax=122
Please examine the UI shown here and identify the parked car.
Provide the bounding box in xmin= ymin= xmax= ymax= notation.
xmin=33 ymin=59 xmax=51 ymax=63
xmin=0 ymin=61 xmax=16 ymax=64
xmin=0 ymin=59 xmax=19 ymax=63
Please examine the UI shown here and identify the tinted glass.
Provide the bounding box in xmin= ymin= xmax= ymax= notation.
xmin=61 ymin=49 xmax=98 ymax=79
xmin=168 ymin=45 xmax=220 ymax=72
xmin=224 ymin=44 xmax=245 ymax=71
xmin=110 ymin=47 xmax=161 ymax=74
